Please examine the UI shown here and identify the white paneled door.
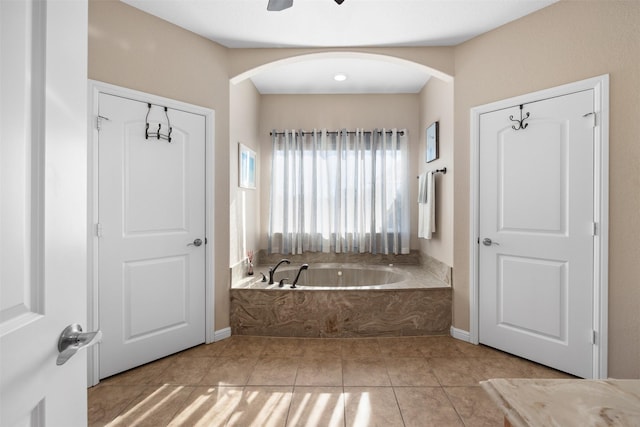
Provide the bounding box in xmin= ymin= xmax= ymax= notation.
xmin=97 ymin=93 xmax=206 ymax=379
xmin=1 ymin=0 xmax=89 ymax=425
xmin=478 ymin=90 xmax=595 ymax=378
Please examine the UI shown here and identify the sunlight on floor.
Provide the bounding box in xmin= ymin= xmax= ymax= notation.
xmin=352 ymin=391 xmax=372 ymax=427
xmin=111 ymin=385 xmax=184 ymax=425
xmin=90 ymin=336 xmax=572 ymax=426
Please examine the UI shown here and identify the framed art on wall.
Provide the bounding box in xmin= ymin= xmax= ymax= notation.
xmin=426 ymin=121 xmax=439 ymax=163
xmin=239 ymin=143 xmax=256 ymax=189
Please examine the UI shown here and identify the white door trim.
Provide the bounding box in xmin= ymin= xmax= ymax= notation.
xmin=469 ymin=75 xmax=609 ymax=379
xmin=86 ymin=80 xmax=216 ymax=386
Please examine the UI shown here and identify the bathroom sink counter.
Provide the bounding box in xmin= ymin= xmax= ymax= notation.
xmin=481 ymin=378 xmax=640 ymax=427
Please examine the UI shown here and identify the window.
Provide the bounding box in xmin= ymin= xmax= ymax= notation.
xmin=268 ymin=129 xmax=409 ymax=255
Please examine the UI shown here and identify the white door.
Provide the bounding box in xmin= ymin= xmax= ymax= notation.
xmin=97 ymin=93 xmax=206 ymax=379
xmin=478 ymin=90 xmax=595 ymax=378
xmin=1 ymin=0 xmax=89 ymax=425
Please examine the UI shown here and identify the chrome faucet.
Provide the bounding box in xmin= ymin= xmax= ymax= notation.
xmin=290 ymin=264 xmax=309 ymax=288
xmin=268 ymin=259 xmax=290 ymax=284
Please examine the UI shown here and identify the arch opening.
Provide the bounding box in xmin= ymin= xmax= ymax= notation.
xmin=230 ymin=51 xmax=453 ymax=91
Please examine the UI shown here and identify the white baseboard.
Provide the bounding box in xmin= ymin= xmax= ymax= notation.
xmin=450 ymin=326 xmax=471 ymax=343
xmin=214 ymin=327 xmax=232 ymax=342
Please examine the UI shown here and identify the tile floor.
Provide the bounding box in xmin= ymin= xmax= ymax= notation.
xmin=88 ymin=335 xmax=572 ymax=426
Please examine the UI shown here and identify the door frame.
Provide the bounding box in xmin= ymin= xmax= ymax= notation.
xmin=86 ymin=80 xmax=216 ymax=386
xmin=468 ymin=75 xmax=609 ymax=379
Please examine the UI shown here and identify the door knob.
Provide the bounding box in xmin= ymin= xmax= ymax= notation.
xmin=57 ymin=324 xmax=102 ymax=366
xmin=188 ymin=238 xmax=203 ymax=247
xmin=482 ymin=238 xmax=499 ymax=246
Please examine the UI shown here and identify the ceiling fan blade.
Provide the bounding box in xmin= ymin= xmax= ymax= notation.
xmin=267 ymin=0 xmax=293 ymax=11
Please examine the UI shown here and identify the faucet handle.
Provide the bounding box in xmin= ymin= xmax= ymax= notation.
xmin=278 ymin=278 xmax=288 ymax=288
xmin=260 ymin=272 xmax=267 ymax=282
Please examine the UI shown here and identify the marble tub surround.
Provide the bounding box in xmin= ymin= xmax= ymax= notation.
xmin=232 ymin=250 xmax=451 ymax=288
xmin=421 ymin=252 xmax=452 ymax=285
xmin=481 ymin=378 xmax=640 ymax=427
xmin=230 ymin=288 xmax=452 ymax=337
xmin=234 ymin=262 xmax=448 ymax=290
xmin=231 ymin=253 xmax=451 ymax=338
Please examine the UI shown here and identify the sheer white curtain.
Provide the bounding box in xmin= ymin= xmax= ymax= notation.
xmin=268 ymin=128 xmax=409 ymax=255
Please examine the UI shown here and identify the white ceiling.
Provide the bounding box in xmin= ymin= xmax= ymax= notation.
xmin=122 ymin=0 xmax=557 ymax=94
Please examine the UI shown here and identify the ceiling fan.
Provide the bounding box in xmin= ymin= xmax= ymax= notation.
xmin=267 ymin=0 xmax=345 ymax=12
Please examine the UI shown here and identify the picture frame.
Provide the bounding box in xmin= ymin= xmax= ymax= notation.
xmin=239 ymin=143 xmax=256 ymax=189
xmin=425 ymin=121 xmax=439 ymax=163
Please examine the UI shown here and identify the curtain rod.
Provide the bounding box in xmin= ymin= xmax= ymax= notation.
xmin=270 ymin=130 xmax=405 ymax=137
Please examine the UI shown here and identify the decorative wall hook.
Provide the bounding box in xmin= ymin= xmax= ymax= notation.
xmin=509 ymin=104 xmax=530 ymax=131
xmin=145 ymin=103 xmax=172 ymax=142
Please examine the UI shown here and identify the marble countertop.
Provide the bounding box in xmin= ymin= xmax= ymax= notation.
xmin=481 ymin=378 xmax=640 ymax=427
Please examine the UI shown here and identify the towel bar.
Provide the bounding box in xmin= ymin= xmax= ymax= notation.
xmin=417 ymin=167 xmax=446 ymax=179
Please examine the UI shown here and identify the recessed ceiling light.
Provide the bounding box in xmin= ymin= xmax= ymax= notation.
xmin=334 ymin=73 xmax=347 ymax=82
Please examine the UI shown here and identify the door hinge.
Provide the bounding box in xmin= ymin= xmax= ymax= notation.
xmin=583 ymin=112 xmax=596 ymax=128
xmin=96 ymin=115 xmax=110 ymax=131
xmin=96 ymin=223 xmax=103 ymax=238
xmin=591 ymin=330 xmax=597 ymax=345
xmin=592 ymin=222 xmax=598 ymax=236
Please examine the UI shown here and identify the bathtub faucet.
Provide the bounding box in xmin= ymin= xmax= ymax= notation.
xmin=268 ymin=259 xmax=290 ymax=284
xmin=290 ymin=264 xmax=309 ymax=289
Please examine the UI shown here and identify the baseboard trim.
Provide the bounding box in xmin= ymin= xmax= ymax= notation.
xmin=214 ymin=327 xmax=232 ymax=342
xmin=450 ymin=327 xmax=471 ymax=343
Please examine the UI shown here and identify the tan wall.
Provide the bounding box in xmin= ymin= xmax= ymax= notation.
xmin=88 ymin=0 xmax=232 ymax=330
xmin=87 ymin=0 xmax=640 ymax=377
xmin=258 ymin=94 xmax=421 ymax=251
xmin=418 ymin=78 xmax=454 ymax=267
xmin=230 ymin=80 xmax=262 ymax=266
xmin=453 ymin=0 xmax=640 ymax=378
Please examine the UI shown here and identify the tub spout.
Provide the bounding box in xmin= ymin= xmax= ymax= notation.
xmin=268 ymin=259 xmax=290 ymax=284
xmin=291 ymin=264 xmax=309 ymax=288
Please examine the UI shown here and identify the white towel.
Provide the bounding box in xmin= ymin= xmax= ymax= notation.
xmin=418 ymin=171 xmax=436 ymax=239
xmin=417 ymin=172 xmax=428 ymax=204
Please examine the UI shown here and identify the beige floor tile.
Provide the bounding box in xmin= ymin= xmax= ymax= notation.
xmin=428 ymin=357 xmax=481 ymax=386
xmin=515 ymin=359 xmax=575 ymax=379
xmin=200 ymin=357 xmax=258 ymax=386
xmin=178 ymin=341 xmax=229 ymax=358
xmin=227 ymin=386 xmax=293 ymax=427
xmin=247 ymin=357 xmax=300 ymax=386
xmin=300 ymin=339 xmax=343 ymax=359
xmin=262 ymin=337 xmax=306 ymax=357
xmin=341 ymin=338 xmax=381 ymax=359
xmin=473 ymin=357 xmax=561 ymax=382
xmin=168 ymin=386 xmax=244 ymax=427
xmin=344 ymin=387 xmax=403 ymax=427
xmin=156 ymin=357 xmax=213 ymax=385
xmin=444 ymin=386 xmax=505 ymax=427
xmin=286 ymin=387 xmax=345 ymax=427
xmin=394 ymin=387 xmax=464 ymax=427
xmin=295 ymin=358 xmax=343 ymax=386
xmin=99 ymin=357 xmax=173 ymax=387
xmin=377 ymin=337 xmax=426 ymax=358
xmin=343 ymin=358 xmax=391 ymax=386
xmin=107 ymin=385 xmax=193 ymax=427
xmin=386 ymin=358 xmax=440 ymax=387
xmin=88 ymin=336 xmax=575 ymax=426
xmin=416 ymin=336 xmax=467 ymax=358
xmin=219 ymin=336 xmax=269 ymax=358
xmin=88 ymin=384 xmax=147 ymax=426
xmin=454 ymin=341 xmax=512 ymax=359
